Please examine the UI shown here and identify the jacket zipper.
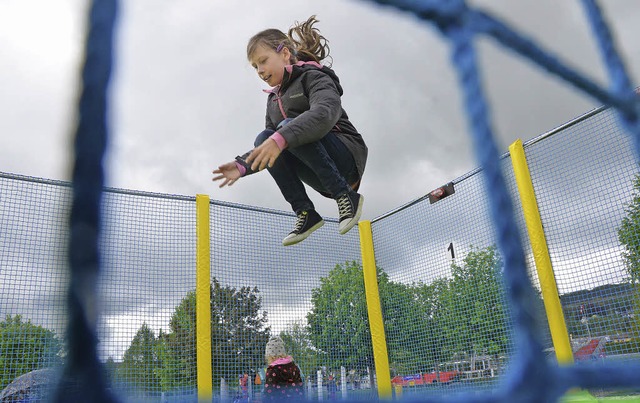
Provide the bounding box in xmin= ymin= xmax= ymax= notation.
xmin=276 ymin=94 xmax=287 ymax=120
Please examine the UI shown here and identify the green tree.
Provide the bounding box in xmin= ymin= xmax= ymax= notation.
xmin=154 ymin=329 xmax=183 ymax=392
xmin=210 ymin=279 xmax=271 ymax=383
xmin=380 ymin=280 xmax=439 ymax=375
xmin=104 ymin=356 xmax=119 ymax=386
xmin=165 ymin=292 xmax=197 ymax=389
xmin=0 ymin=315 xmax=63 ymax=390
xmin=307 ymin=261 xmax=449 ymax=382
xmin=438 ymin=246 xmax=510 ymax=360
xmin=617 ymin=173 xmax=640 ymax=334
xmin=410 ymin=279 xmax=453 ymax=373
xmin=307 ymin=261 xmax=374 ymax=377
xmin=619 ymin=174 xmax=640 ymax=284
xmin=165 ymin=278 xmax=271 ymax=389
xmin=279 ymin=320 xmax=322 ymax=380
xmin=118 ymin=322 xmax=160 ymax=392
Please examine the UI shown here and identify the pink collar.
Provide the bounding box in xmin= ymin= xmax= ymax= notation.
xmin=285 ymin=60 xmax=322 ymax=74
xmin=269 ymin=356 xmax=293 ymax=366
xmin=263 ymin=85 xmax=280 ymax=94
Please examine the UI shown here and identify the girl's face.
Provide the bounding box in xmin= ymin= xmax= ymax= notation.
xmin=249 ymin=44 xmax=291 ymax=87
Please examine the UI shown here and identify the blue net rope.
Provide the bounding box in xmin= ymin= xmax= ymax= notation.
xmin=62 ymin=0 xmax=639 ymax=401
xmin=54 ymin=0 xmax=118 ymax=402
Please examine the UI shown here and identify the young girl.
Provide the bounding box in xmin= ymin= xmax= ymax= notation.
xmin=212 ymin=16 xmax=367 ymax=246
xmin=263 ymin=336 xmax=304 ymax=400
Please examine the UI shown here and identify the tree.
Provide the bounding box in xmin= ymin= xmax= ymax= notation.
xmin=154 ymin=329 xmax=183 ymax=392
xmin=165 ymin=291 xmax=198 ymax=389
xmin=279 ymin=320 xmax=322 ymax=381
xmin=307 ymin=261 xmax=374 ymax=377
xmin=115 ymin=278 xmax=270 ymax=393
xmin=619 ymin=173 xmax=640 ymax=284
xmin=380 ymin=279 xmax=439 ymax=374
xmin=307 ymin=261 xmax=456 ymax=383
xmin=118 ymin=323 xmax=160 ymax=392
xmin=209 ymin=278 xmax=271 ymax=383
xmin=617 ymin=173 xmax=640 ymax=334
xmin=407 ymin=278 xmax=453 ymax=373
xmin=0 ymin=315 xmax=63 ymax=390
xmin=438 ymin=246 xmax=510 ymax=360
xmin=164 ymin=278 xmax=271 ymax=390
xmin=104 ymin=356 xmax=119 ymax=386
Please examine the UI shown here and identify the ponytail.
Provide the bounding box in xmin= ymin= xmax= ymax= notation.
xmin=287 ymin=15 xmax=332 ymax=67
xmin=247 ymin=15 xmax=332 ymax=67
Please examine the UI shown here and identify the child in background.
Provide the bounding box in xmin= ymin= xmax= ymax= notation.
xmin=263 ymin=336 xmax=304 ymax=400
xmin=212 ymin=15 xmax=367 ymax=246
xmin=327 ymin=373 xmax=337 ymax=399
xmin=239 ymin=373 xmax=248 ymax=397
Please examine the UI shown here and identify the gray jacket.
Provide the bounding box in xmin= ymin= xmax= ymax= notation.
xmin=238 ymin=61 xmax=367 ymax=178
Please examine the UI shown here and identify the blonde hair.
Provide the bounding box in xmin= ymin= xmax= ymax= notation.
xmin=247 ymin=15 xmax=332 ymax=67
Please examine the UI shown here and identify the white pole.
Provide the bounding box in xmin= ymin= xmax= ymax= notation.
xmin=341 ymin=366 xmax=347 ymax=399
xmin=220 ymin=377 xmax=229 ymax=402
xmin=317 ymin=369 xmax=324 ymax=400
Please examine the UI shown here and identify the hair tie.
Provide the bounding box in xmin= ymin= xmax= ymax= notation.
xmin=277 ymin=43 xmax=297 ymax=57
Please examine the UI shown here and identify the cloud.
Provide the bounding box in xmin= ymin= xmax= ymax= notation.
xmin=0 ymin=0 xmax=88 ymax=180
xmin=2 ymin=0 xmax=639 ymax=221
xmin=99 ymin=306 xmax=175 ymax=361
xmin=551 ymin=246 xmax=628 ymax=294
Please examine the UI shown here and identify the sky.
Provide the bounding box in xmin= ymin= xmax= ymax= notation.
xmin=1 ymin=0 xmax=639 ymax=221
xmin=1 ymin=1 xmax=640 ymax=362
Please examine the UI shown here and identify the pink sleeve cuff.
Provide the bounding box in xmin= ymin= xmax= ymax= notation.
xmin=269 ymin=132 xmax=288 ymax=151
xmin=235 ymin=162 xmax=247 ymax=176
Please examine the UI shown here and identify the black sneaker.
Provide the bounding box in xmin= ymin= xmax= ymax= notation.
xmin=336 ymin=192 xmax=364 ymax=235
xmin=282 ymin=210 xmax=324 ymax=246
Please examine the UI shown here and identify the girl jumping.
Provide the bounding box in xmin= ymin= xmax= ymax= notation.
xmin=213 ymin=15 xmax=367 ymax=246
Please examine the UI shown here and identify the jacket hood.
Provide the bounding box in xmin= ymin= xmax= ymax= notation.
xmin=279 ymin=61 xmax=343 ymax=95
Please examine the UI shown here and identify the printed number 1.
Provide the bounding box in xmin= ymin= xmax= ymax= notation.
xmin=447 ymin=242 xmax=455 ymax=259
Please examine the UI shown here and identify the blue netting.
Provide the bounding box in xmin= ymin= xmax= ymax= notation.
xmin=53 ymin=0 xmax=118 ymax=401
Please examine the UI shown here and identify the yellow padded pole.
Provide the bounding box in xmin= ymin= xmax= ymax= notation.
xmin=509 ymin=140 xmax=574 ymax=365
xmin=195 ymin=194 xmax=213 ymax=400
xmin=358 ymin=220 xmax=393 ymax=399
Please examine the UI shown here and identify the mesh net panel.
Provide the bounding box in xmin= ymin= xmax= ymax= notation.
xmin=209 ymin=202 xmax=372 ymax=401
xmin=366 ymin=106 xmax=639 ymax=399
xmin=0 ymin=175 xmax=70 ymax=397
xmin=98 ymin=190 xmax=198 ymax=400
xmin=523 ymin=108 xmax=640 ymax=367
xmin=369 ymin=154 xmax=551 ymax=399
xmin=0 ymin=107 xmax=639 ymax=401
xmin=0 ymin=177 xmax=202 ymax=401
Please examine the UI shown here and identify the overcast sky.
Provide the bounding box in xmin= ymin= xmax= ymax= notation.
xmin=1 ymin=0 xmax=638 ymax=221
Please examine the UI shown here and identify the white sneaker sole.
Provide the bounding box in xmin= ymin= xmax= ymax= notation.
xmin=338 ymin=195 xmax=364 ymax=235
xmin=282 ymin=220 xmax=325 ymax=246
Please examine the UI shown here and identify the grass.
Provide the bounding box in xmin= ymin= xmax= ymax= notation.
xmin=561 ymin=389 xmax=640 ymax=402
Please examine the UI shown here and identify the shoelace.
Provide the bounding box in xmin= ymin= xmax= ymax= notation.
xmin=292 ymin=213 xmax=307 ymax=233
xmin=337 ymin=195 xmax=353 ymax=219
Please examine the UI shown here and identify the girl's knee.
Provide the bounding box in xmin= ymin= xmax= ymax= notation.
xmin=277 ymin=118 xmax=294 ymax=130
xmin=254 ymin=129 xmax=275 ymax=147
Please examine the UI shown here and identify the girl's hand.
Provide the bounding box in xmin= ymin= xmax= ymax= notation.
xmin=212 ymin=162 xmax=241 ymax=188
xmin=246 ymin=138 xmax=282 ymax=171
